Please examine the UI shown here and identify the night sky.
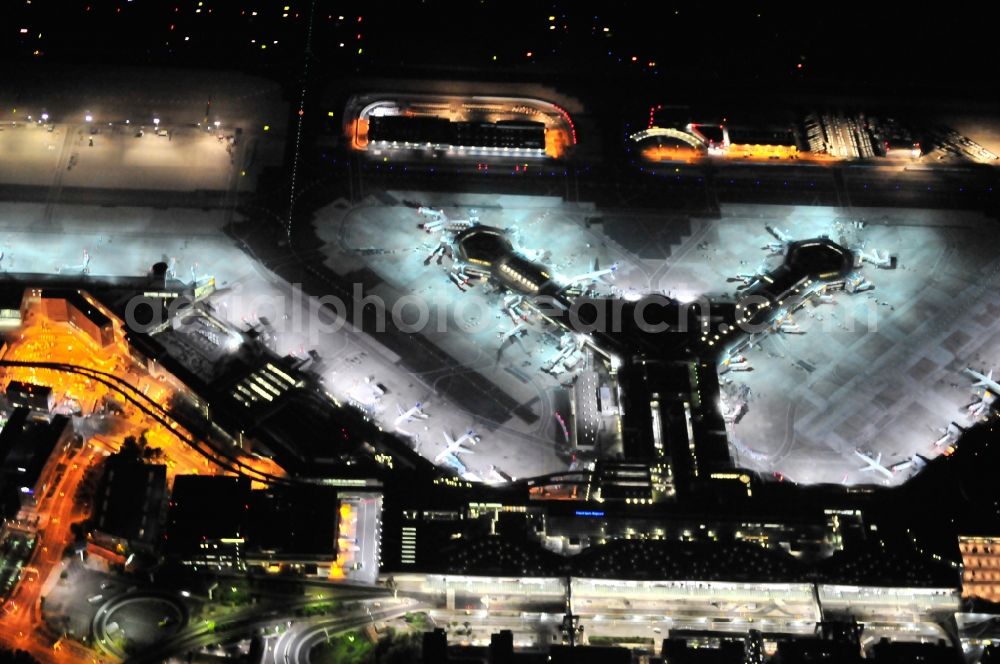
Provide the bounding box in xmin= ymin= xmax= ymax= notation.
xmin=5 ymin=1 xmax=998 ymax=101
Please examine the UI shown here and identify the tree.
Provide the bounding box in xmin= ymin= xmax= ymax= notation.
xmin=118 ymin=435 xmax=143 ymax=462
xmin=373 ymin=630 xmax=422 ymax=664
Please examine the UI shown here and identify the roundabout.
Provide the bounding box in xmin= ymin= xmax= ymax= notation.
xmin=91 ymin=591 xmax=188 ymax=659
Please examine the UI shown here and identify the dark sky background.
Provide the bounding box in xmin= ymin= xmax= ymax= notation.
xmin=5 ymin=1 xmax=997 ymax=103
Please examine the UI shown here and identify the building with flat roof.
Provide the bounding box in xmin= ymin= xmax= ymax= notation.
xmin=0 ymin=408 xmax=72 ymax=520
xmin=244 ymin=484 xmax=340 ymax=571
xmin=165 ymin=475 xmax=251 ymax=568
xmin=368 ymin=115 xmax=546 ymax=152
xmin=5 ymin=381 xmax=53 ymax=413
xmin=91 ymin=457 xmax=166 ymax=555
xmin=0 ymin=284 xmax=23 ymax=329
xmin=661 ymin=637 xmax=746 ymax=663
xmin=25 ymin=287 xmax=115 ymax=347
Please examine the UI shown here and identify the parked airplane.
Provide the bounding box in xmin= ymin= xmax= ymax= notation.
xmin=855 ymin=450 xmax=893 ymax=480
xmin=772 ymin=316 xmax=804 ymax=334
xmin=966 ymin=367 xmax=1000 ymax=396
xmin=498 ymin=321 xmax=527 ymax=343
xmin=434 ymin=430 xmax=477 ymax=464
xmin=562 ymin=258 xmax=618 ymax=288
xmin=720 ymin=355 xmax=753 ymax=374
xmin=889 ymin=454 xmax=928 ymax=473
xmin=420 ymin=218 xmax=446 ymax=233
xmin=189 ymin=261 xmax=212 ymax=284
xmin=728 ymin=261 xmax=770 ymax=290
xmin=57 ymin=249 xmax=90 ymax=274
xmin=967 ymin=397 xmax=994 ymax=420
xmin=812 ymin=289 xmax=835 ymax=305
xmin=844 ymin=273 xmax=874 ymax=293
xmin=503 ymin=294 xmax=529 ymax=324
xmin=488 ymin=465 xmax=516 ymax=483
xmin=394 ymin=402 xmax=428 ymax=427
xmin=417 ymin=207 xmax=446 ymax=223
xmin=544 ymin=340 xmax=582 ymax=375
xmin=932 ymin=422 xmax=965 ymax=447
xmin=761 ymin=225 xmax=794 ymax=254
xmin=858 ymin=247 xmax=894 ymax=269
xmin=440 ymin=454 xmax=467 ymax=474
xmin=448 ymin=269 xmax=472 ymax=292
xmin=765 ymin=225 xmax=793 ymax=244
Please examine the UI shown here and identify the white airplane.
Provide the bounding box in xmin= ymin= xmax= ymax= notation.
xmin=845 ymin=274 xmax=874 ymax=294
xmin=488 ymin=465 xmax=516 ymax=483
xmin=765 ymin=225 xmax=793 ymax=244
xmin=420 ymin=218 xmax=446 ymax=233
xmin=855 ymin=450 xmax=893 ymax=480
xmin=57 ymin=249 xmax=90 ymax=274
xmin=562 ymin=258 xmax=618 ymax=287
xmin=439 ymin=453 xmax=468 ymax=475
xmin=968 ymin=397 xmax=993 ymax=420
xmin=394 ymin=402 xmax=428 ymax=427
xmin=498 ymin=321 xmax=527 ymax=343
xmin=544 ymin=343 xmax=580 ymax=375
xmin=966 ymin=367 xmax=1000 ymax=396
xmin=189 ymin=261 xmax=213 ymax=284
xmin=448 ymin=270 xmax=472 ymax=292
xmin=720 ymin=356 xmax=752 ymax=374
xmin=423 ymin=242 xmax=448 ymax=266
xmin=932 ymin=422 xmax=965 ymax=447
xmin=773 ymin=316 xmax=804 ymax=334
xmin=761 ymin=225 xmax=794 ymax=254
xmin=434 ymin=430 xmax=477 ymax=464
xmin=858 ymin=248 xmax=893 ymax=269
xmin=728 ymin=261 xmax=770 ymax=290
xmin=890 ymin=454 xmax=928 ymax=473
xmin=503 ymin=294 xmax=529 ymax=324
xmin=417 ymin=207 xmax=446 ymax=222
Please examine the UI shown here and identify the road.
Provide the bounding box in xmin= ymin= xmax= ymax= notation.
xmin=121 ymin=593 xmax=398 ymax=664
xmin=0 ymin=444 xmax=97 ymax=664
xmin=262 ymin=598 xmax=423 ymax=664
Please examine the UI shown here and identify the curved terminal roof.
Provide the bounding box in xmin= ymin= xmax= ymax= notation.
xmin=456 ymin=226 xmax=554 ymax=295
xmin=785 ymin=237 xmax=854 ymax=280
xmin=456 ymin=226 xmax=513 ymax=266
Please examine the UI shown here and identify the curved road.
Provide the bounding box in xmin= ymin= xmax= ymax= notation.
xmin=263 ymin=599 xmax=424 ymax=664
xmin=123 ymin=589 xmax=389 ymax=664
